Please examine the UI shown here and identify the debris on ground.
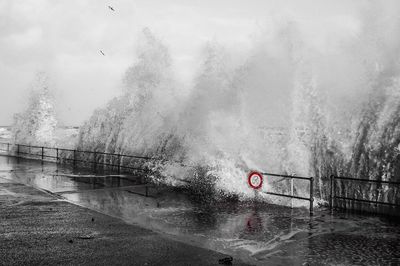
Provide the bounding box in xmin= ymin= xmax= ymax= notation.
xmin=78 ymin=235 xmax=94 ymax=240
xmin=219 ymin=256 xmax=233 ymax=265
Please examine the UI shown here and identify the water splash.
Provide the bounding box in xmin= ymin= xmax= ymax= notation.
xmin=77 ymin=4 xmax=400 ymax=207
xmin=12 ymin=72 xmax=57 ymax=146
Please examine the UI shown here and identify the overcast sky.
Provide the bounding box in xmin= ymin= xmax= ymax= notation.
xmin=0 ymin=0 xmax=385 ymax=126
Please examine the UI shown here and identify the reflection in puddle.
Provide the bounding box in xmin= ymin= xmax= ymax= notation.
xmin=1 ymin=156 xmax=399 ymax=265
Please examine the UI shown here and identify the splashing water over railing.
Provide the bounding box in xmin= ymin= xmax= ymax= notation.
xmin=7 ymin=4 xmax=400 ymax=214
xmin=2 ymin=141 xmax=400 ymax=216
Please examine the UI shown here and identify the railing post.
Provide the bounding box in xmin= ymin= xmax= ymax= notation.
xmin=17 ymin=144 xmax=20 ymax=156
xmin=375 ymin=184 xmax=380 ymax=213
xmin=330 ymin=175 xmax=334 ymax=211
xmin=73 ymin=150 xmax=76 ymax=168
xmin=93 ymin=151 xmax=97 ymax=172
xmin=56 ymin=148 xmax=59 ymax=163
xmin=309 ymin=177 xmax=314 ymax=216
xmin=290 ymin=177 xmax=294 ymax=208
xmin=118 ymin=154 xmax=121 ymax=174
xmin=7 ymin=143 xmax=9 ymax=153
xmin=41 ymin=146 xmax=44 ymax=160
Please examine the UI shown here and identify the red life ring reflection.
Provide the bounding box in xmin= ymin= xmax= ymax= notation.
xmin=248 ymin=171 xmax=263 ymax=189
xmin=246 ymin=211 xmax=263 ymax=233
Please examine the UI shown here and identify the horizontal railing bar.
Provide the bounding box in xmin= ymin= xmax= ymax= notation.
xmin=57 ymin=157 xmax=74 ymax=161
xmin=262 ymin=172 xmax=312 ymax=181
xmin=56 ymin=148 xmax=75 ymax=152
xmin=1 ymin=142 xmax=149 ymax=173
xmin=72 ymin=149 xmax=141 ymax=158
xmin=98 ymin=163 xmax=120 ymax=167
xmin=43 ymin=155 xmax=57 ymax=159
xmin=16 ymin=153 xmax=56 ymax=159
xmin=334 ymin=196 xmax=400 ymax=207
xmin=27 ymin=155 xmax=145 ymax=171
xmin=59 ymin=157 xmax=118 ymax=167
xmin=52 ymin=173 xmax=141 ymax=183
xmin=17 ymin=151 xmax=35 ymax=155
xmin=119 ymin=165 xmax=147 ymax=171
xmin=16 ymin=144 xmax=43 ymax=149
xmin=59 ymin=157 xmax=145 ymax=171
xmin=263 ymin=191 xmax=311 ymax=201
xmin=70 ymin=149 xmax=154 ymax=159
xmin=0 ymin=142 xmax=158 ymax=161
xmin=334 ymin=176 xmax=400 ymax=185
xmin=5 ymin=153 xmax=145 ymax=172
xmin=56 ymin=184 xmax=154 ymax=194
xmin=121 ymin=154 xmax=154 ymax=160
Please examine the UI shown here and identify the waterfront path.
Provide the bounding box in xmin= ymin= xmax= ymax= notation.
xmin=1 ymin=156 xmax=399 ymax=265
xmin=0 ymin=177 xmax=248 ymax=265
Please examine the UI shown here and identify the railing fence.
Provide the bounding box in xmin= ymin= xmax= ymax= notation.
xmin=1 ymin=142 xmax=399 ymax=216
xmin=330 ymin=174 xmax=400 ymax=215
xmin=260 ymin=172 xmax=314 ymax=215
xmin=0 ymin=142 xmax=153 ymax=174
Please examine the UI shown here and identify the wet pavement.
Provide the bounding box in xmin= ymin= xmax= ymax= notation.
xmin=0 ymin=155 xmax=399 ymax=265
xmin=0 ymin=172 xmax=247 ymax=265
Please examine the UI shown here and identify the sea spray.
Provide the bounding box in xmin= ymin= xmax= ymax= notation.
xmin=12 ymin=72 xmax=57 ymax=146
xmin=76 ymin=4 xmax=400 ymax=209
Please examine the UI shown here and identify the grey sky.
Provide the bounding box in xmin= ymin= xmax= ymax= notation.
xmin=0 ymin=0 xmax=387 ymax=126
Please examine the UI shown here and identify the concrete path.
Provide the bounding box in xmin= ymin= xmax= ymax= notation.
xmin=0 ymin=179 xmax=249 ymax=266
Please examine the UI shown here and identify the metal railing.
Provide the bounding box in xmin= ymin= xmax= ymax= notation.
xmin=329 ymin=174 xmax=400 ymax=213
xmin=5 ymin=142 xmax=399 ymax=215
xmin=261 ymin=172 xmax=314 ymax=215
xmin=0 ymin=142 xmax=155 ymax=174
xmin=1 ymin=142 xmax=317 ymax=213
xmin=1 ymin=142 xmax=317 ymax=211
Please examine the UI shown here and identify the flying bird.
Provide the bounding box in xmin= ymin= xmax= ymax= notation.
xmin=108 ymin=5 xmax=115 ymax=11
xmin=100 ymin=50 xmax=105 ymax=56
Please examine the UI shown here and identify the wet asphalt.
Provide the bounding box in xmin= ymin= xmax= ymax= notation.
xmin=0 ymin=178 xmax=249 ymax=266
xmin=1 ymin=155 xmax=400 ymax=265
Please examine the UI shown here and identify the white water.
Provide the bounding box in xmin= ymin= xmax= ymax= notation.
xmin=12 ymin=72 xmax=57 ymax=147
xmin=37 ymin=3 xmax=400 ymax=204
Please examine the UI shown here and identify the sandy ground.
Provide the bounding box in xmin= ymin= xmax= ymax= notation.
xmin=0 ymin=179 xmax=249 ymax=266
